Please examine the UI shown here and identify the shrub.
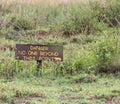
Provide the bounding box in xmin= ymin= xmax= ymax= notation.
xmin=54 ymin=49 xmax=96 ymax=76
xmin=10 ymin=16 xmax=35 ymax=31
xmin=55 ymin=2 xmax=110 ymax=36
xmin=103 ymin=2 xmax=120 ymax=27
xmin=59 ymin=4 xmax=96 ymax=35
xmin=93 ymin=34 xmax=120 ymax=73
xmin=73 ymin=51 xmax=96 ymax=73
xmin=3 ymin=0 xmax=120 ymax=36
xmin=0 ymin=58 xmax=37 ymax=78
xmin=90 ymin=0 xmax=120 ymax=27
xmin=54 ymin=61 xmax=74 ymax=76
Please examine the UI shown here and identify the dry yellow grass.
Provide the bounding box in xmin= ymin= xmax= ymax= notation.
xmin=1 ymin=0 xmax=100 ymax=5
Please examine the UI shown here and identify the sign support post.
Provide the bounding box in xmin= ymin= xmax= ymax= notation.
xmin=36 ymin=60 xmax=42 ymax=77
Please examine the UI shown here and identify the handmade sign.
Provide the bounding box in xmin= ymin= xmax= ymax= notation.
xmin=15 ymin=44 xmax=63 ymax=61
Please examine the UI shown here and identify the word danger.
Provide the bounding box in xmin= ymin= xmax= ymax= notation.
xmin=16 ymin=44 xmax=63 ymax=61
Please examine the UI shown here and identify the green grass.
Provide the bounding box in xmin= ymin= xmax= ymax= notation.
xmin=0 ymin=29 xmax=120 ymax=77
xmin=0 ymin=75 xmax=120 ymax=104
xmin=0 ymin=0 xmax=120 ymax=104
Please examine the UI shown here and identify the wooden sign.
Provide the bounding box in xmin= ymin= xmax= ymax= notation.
xmin=15 ymin=44 xmax=63 ymax=61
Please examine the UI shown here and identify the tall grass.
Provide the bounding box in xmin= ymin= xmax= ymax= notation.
xmin=1 ymin=0 xmax=90 ymax=5
xmin=0 ymin=32 xmax=119 ymax=78
xmin=0 ymin=0 xmax=120 ymax=78
xmin=1 ymin=0 xmax=119 ymax=37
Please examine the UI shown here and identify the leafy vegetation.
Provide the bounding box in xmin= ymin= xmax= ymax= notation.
xmin=0 ymin=0 xmax=120 ymax=103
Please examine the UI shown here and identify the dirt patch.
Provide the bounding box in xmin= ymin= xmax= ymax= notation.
xmin=61 ymin=96 xmax=80 ymax=100
xmin=14 ymin=97 xmax=41 ymax=104
xmin=88 ymin=95 xmax=120 ymax=104
xmin=105 ymin=97 xmax=120 ymax=104
xmin=14 ymin=92 xmax=46 ymax=104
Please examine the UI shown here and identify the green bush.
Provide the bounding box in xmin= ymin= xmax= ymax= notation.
xmin=73 ymin=51 xmax=96 ymax=73
xmin=93 ymin=34 xmax=120 ymax=73
xmin=54 ymin=49 xmax=96 ymax=76
xmin=53 ymin=2 xmax=112 ymax=36
xmin=103 ymin=3 xmax=120 ymax=27
xmin=0 ymin=58 xmax=37 ymax=78
xmin=54 ymin=61 xmax=74 ymax=76
xmin=10 ymin=16 xmax=35 ymax=31
xmin=91 ymin=1 xmax=120 ymax=27
xmin=59 ymin=4 xmax=96 ymax=35
xmin=0 ymin=59 xmax=15 ymax=78
xmin=2 ymin=0 xmax=120 ymax=36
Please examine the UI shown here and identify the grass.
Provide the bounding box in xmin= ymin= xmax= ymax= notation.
xmin=0 ymin=75 xmax=120 ymax=104
xmin=0 ymin=33 xmax=120 ymax=103
xmin=1 ymin=0 xmax=90 ymax=5
xmin=0 ymin=0 xmax=120 ymax=104
xmin=0 ymin=29 xmax=120 ymax=77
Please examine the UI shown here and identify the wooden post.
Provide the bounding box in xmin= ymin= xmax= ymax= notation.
xmin=36 ymin=60 xmax=42 ymax=77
